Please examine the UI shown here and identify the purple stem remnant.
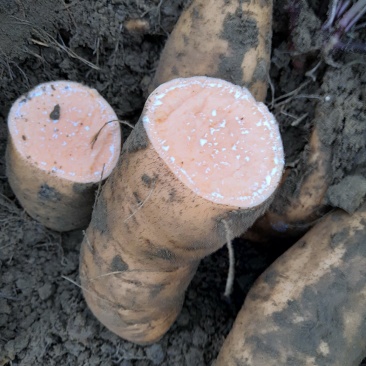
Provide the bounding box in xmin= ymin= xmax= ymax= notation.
xmin=341 ymin=1 xmax=366 ymax=31
xmin=323 ymin=0 xmax=366 ymax=53
xmin=337 ymin=0 xmax=351 ymax=18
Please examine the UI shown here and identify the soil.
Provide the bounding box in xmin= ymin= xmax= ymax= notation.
xmin=1 ymin=0 xmax=366 ymax=365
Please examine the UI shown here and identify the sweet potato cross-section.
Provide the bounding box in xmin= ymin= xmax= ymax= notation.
xmin=8 ymin=80 xmax=121 ymax=183
xmin=144 ymin=77 xmax=284 ymax=207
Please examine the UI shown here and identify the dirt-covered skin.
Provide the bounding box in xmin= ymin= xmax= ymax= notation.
xmin=150 ymin=0 xmax=272 ymax=101
xmin=1 ymin=0 xmax=366 ymax=364
xmin=216 ymin=205 xmax=366 ymax=365
xmin=80 ymin=119 xmax=272 ymax=345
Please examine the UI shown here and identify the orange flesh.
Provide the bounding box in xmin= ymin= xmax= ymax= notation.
xmin=144 ymin=77 xmax=284 ymax=208
xmin=8 ymin=81 xmax=121 ymax=183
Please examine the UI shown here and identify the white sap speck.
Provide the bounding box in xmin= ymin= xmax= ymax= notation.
xmin=41 ymin=128 xmax=45 ymax=132
xmin=52 ymin=133 xmax=58 ymax=139
xmin=162 ymin=145 xmax=169 ymax=151
xmin=205 ymin=167 xmax=211 ymax=173
xmin=266 ymin=176 xmax=271 ymax=185
xmin=236 ymin=155 xmax=241 ymax=160
xmin=70 ymin=132 xmax=75 ymax=136
xmin=232 ymin=145 xmax=237 ymax=151
xmin=69 ymin=172 xmax=76 ymax=176
xmin=180 ymin=168 xmax=195 ymax=185
xmin=212 ymin=192 xmax=224 ymax=199
xmin=109 ymin=145 xmax=115 ymax=154
xmin=94 ymin=171 xmax=100 ymax=176
xmin=222 ymin=148 xmax=226 ymax=151
xmin=256 ymin=121 xmax=262 ymax=126
xmin=170 ymin=157 xmax=175 ymax=163
xmin=274 ymin=157 xmax=278 ymax=165
xmin=85 ymin=126 xmax=90 ymax=131
xmin=271 ymin=167 xmax=277 ymax=176
xmin=219 ymin=120 xmax=226 ymax=128
xmin=210 ymin=128 xmax=220 ymax=135
xmin=241 ymin=130 xmax=249 ymax=135
xmin=62 ymin=141 xmax=67 ymax=146
xmin=200 ymin=139 xmax=207 ymax=147
xmin=88 ymin=113 xmax=92 ymax=117
xmin=245 ymin=157 xmax=250 ymax=162
xmin=72 ymin=122 xmax=79 ymax=127
xmin=42 ymin=111 xmax=47 ymax=115
xmin=41 ymin=162 xmax=47 ymax=166
xmin=212 ymin=109 xmax=217 ymax=117
xmin=221 ymin=162 xmax=229 ymax=166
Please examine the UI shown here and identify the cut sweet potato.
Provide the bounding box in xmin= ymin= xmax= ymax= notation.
xmin=80 ymin=76 xmax=284 ymax=344
xmin=6 ymin=81 xmax=121 ymax=231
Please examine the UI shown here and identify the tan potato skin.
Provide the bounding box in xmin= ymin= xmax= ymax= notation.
xmin=6 ymin=137 xmax=96 ymax=232
xmin=149 ymin=0 xmax=273 ymax=102
xmin=79 ymin=119 xmax=274 ymax=345
xmin=216 ymin=205 xmax=366 ymax=365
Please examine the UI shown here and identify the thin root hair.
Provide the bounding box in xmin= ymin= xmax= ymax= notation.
xmin=223 ymin=220 xmax=235 ymax=298
xmin=123 ymin=179 xmax=156 ymax=223
xmin=91 ymin=119 xmax=135 ymax=149
xmin=62 ymin=275 xmax=115 ymax=306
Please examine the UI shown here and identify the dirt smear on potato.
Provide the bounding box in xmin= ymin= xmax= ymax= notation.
xmin=1 ymin=0 xmax=366 ymax=364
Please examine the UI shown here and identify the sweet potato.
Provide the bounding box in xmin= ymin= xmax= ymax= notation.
xmin=79 ymin=76 xmax=284 ymax=344
xmin=215 ymin=205 xmax=366 ymax=365
xmin=150 ymin=0 xmax=273 ymax=102
xmin=6 ymin=81 xmax=121 ymax=231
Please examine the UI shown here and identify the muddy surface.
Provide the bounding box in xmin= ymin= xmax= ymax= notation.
xmin=1 ymin=0 xmax=366 ymax=365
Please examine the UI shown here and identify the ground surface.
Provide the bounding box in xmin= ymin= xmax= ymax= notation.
xmin=0 ymin=0 xmax=366 ymax=365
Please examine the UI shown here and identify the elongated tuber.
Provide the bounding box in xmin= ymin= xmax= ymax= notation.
xmin=80 ymin=76 xmax=284 ymax=344
xmin=216 ymin=205 xmax=366 ymax=365
xmin=150 ymin=0 xmax=273 ymax=102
